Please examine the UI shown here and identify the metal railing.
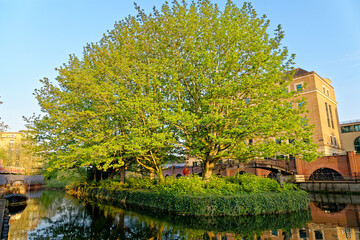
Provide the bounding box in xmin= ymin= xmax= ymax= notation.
xmin=301 ymin=172 xmax=360 ymax=182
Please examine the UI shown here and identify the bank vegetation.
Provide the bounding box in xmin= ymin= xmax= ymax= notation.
xmin=70 ymin=174 xmax=309 ymax=216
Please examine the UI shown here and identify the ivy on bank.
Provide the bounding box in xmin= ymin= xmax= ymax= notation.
xmin=73 ymin=187 xmax=309 ymax=216
xmin=90 ymin=174 xmax=298 ymax=195
xmin=70 ymin=174 xmax=309 ymax=216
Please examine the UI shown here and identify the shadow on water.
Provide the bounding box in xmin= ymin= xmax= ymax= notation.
xmin=10 ymin=190 xmax=313 ymax=240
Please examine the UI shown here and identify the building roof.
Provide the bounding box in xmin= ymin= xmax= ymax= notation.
xmin=293 ymin=68 xmax=310 ymax=78
xmin=340 ymin=119 xmax=360 ymax=125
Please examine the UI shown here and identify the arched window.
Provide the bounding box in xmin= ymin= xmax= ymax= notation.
xmin=354 ymin=137 xmax=360 ymax=153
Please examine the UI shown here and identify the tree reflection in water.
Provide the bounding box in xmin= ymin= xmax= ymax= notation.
xmin=9 ymin=190 xmax=313 ymax=239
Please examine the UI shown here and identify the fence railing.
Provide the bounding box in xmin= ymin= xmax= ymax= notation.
xmin=300 ymin=172 xmax=360 ymax=182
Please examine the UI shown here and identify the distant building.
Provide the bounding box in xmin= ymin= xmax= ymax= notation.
xmin=340 ymin=120 xmax=360 ymax=153
xmin=292 ymin=68 xmax=345 ymax=156
xmin=0 ymin=131 xmax=23 ymax=150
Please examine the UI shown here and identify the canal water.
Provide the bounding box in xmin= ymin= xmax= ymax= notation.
xmin=7 ymin=190 xmax=360 ymax=239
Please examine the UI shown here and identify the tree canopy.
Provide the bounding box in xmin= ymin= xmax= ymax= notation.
xmin=27 ymin=0 xmax=318 ymax=181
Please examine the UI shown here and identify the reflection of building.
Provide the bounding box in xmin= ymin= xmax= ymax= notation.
xmin=291 ymin=68 xmax=345 ymax=156
xmin=340 ymin=120 xmax=360 ymax=153
xmin=8 ymin=199 xmax=40 ymax=239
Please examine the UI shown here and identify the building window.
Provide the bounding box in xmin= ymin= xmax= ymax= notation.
xmin=342 ymin=126 xmax=354 ymax=133
xmin=271 ymin=230 xmax=279 ymax=236
xmin=328 ymin=104 xmax=334 ymax=129
xmin=325 ymin=103 xmax=330 ymax=127
xmin=314 ymin=230 xmax=323 ymax=240
xmin=355 ymin=125 xmax=360 ymax=132
xmin=9 ymin=140 xmax=14 ymax=146
xmin=298 ymin=101 xmax=305 ymax=108
xmin=323 ymin=86 xmax=326 ymax=93
xmin=327 ymin=90 xmax=330 ymax=96
xmin=355 ymin=137 xmax=360 ymax=153
xmin=330 ymin=136 xmax=334 ymax=146
xmin=249 ymin=139 xmax=253 ymax=145
xmin=299 ymin=229 xmax=307 ymax=239
xmin=334 ymin=137 xmax=337 ymax=147
xmin=296 ymin=84 xmax=303 ymax=92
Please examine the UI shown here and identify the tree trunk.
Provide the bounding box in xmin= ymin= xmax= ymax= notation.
xmin=202 ymin=161 xmax=215 ymax=181
xmin=149 ymin=169 xmax=155 ymax=180
xmin=120 ymin=165 xmax=126 ymax=184
xmin=156 ymin=168 xmax=164 ymax=184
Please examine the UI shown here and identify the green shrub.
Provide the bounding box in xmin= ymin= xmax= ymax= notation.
xmin=158 ymin=175 xmax=206 ymax=195
xmin=89 ymin=173 xmax=298 ymax=196
xmin=45 ymin=177 xmax=67 ymax=189
xmin=227 ymin=173 xmax=293 ymax=193
xmin=74 ymin=186 xmax=310 ymax=216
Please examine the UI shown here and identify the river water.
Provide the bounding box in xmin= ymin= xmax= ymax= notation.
xmin=6 ymin=190 xmax=360 ymax=239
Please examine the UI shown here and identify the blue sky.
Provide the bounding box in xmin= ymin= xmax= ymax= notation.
xmin=1 ymin=0 xmax=360 ymax=131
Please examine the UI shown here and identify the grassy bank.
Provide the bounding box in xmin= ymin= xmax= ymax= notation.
xmin=69 ymin=174 xmax=310 ymax=216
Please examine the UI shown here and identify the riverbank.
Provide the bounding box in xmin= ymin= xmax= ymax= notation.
xmin=71 ymin=186 xmax=309 ymax=216
xmin=69 ymin=175 xmax=310 ymax=216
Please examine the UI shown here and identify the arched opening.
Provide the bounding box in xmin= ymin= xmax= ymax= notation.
xmin=309 ymin=168 xmax=344 ymax=181
xmin=267 ymin=171 xmax=277 ymax=179
xmin=176 ymin=174 xmax=182 ymax=178
xmin=165 ymin=175 xmax=169 ymax=177
xmin=313 ymin=202 xmax=347 ymax=213
xmin=354 ymin=137 xmax=360 ymax=153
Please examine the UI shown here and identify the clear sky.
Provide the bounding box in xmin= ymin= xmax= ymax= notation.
xmin=1 ymin=0 xmax=360 ymax=131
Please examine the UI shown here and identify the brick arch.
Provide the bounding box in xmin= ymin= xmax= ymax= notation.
xmin=307 ymin=166 xmax=345 ymax=179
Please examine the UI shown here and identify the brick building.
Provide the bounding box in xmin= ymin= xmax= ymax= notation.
xmin=291 ymin=68 xmax=345 ymax=156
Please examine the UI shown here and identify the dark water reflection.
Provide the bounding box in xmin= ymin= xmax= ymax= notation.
xmin=7 ymin=191 xmax=360 ymax=239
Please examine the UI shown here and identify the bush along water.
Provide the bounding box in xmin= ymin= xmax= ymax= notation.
xmin=70 ymin=173 xmax=310 ymax=216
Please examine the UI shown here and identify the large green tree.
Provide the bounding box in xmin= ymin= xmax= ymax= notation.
xmin=128 ymin=0 xmax=318 ymax=179
xmin=28 ymin=0 xmax=318 ymax=181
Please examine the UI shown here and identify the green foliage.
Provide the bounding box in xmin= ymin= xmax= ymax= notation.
xmin=123 ymin=178 xmax=157 ymax=190
xmin=229 ymin=173 xmax=296 ymax=193
xmin=45 ymin=178 xmax=67 ymax=189
xmin=46 ymin=168 xmax=86 ymax=189
xmin=91 ymin=173 xmax=297 ymax=197
xmin=75 ymin=185 xmax=309 ymax=216
xmin=27 ymin=0 xmax=318 ymax=181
